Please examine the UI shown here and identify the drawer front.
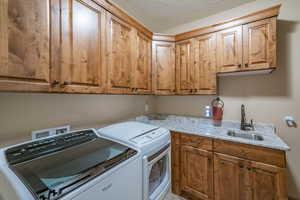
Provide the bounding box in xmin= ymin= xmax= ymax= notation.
xmin=213 ymin=139 xmax=286 ymax=168
xmin=181 ymin=134 xmax=213 ymax=151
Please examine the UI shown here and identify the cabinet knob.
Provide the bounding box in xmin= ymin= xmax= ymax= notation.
xmin=238 ymin=64 xmax=242 ymax=68
xmin=245 ymin=63 xmax=249 ymax=67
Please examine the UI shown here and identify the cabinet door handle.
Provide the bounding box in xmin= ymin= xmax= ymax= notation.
xmin=239 ymin=165 xmax=244 ymax=169
xmin=63 ymin=81 xmax=72 ymax=86
xmin=51 ymin=80 xmax=60 ymax=85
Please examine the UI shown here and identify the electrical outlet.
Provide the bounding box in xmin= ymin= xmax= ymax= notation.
xmin=145 ymin=103 xmax=149 ymax=113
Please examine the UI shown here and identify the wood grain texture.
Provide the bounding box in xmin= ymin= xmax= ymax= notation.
xmin=0 ymin=0 xmax=51 ymax=92
xmin=132 ymin=31 xmax=152 ymax=94
xmin=171 ymin=132 xmax=181 ymax=195
xmin=172 ymin=132 xmax=288 ymax=200
xmin=251 ymin=161 xmax=288 ymax=200
xmin=181 ymin=133 xmax=213 ymax=151
xmin=49 ymin=0 xmax=62 ymax=92
xmin=60 ymin=0 xmax=106 ymax=94
xmin=243 ymin=17 xmax=277 ymax=71
xmin=175 ymin=39 xmax=194 ymax=95
xmin=217 ymin=26 xmax=243 ymax=73
xmin=181 ymin=146 xmax=213 ymax=200
xmin=93 ymin=0 xmax=152 ymax=39
xmin=193 ymin=33 xmax=217 ymax=94
xmin=107 ymin=14 xmax=134 ymax=94
xmin=175 ymin=5 xmax=281 ymax=41
xmin=153 ymin=33 xmax=176 ymax=42
xmin=214 ymin=153 xmax=252 ymax=200
xmin=152 ymin=41 xmax=176 ymax=95
xmin=213 ymin=139 xmax=286 ymax=168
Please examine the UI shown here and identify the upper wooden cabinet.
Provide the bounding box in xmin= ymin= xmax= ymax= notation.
xmin=152 ymin=41 xmax=176 ymax=95
xmin=132 ymin=32 xmax=152 ymax=94
xmin=175 ymin=35 xmax=217 ymax=95
xmin=193 ymin=33 xmax=217 ymax=94
xmin=60 ymin=0 xmax=106 ymax=93
xmin=217 ymin=26 xmax=243 ymax=73
xmin=0 ymin=0 xmax=53 ymax=92
xmin=175 ymin=40 xmax=194 ymax=95
xmin=217 ymin=17 xmax=277 ymax=73
xmin=0 ymin=4 xmax=280 ymax=94
xmin=107 ymin=14 xmax=135 ymax=94
xmin=243 ymin=17 xmax=277 ymax=71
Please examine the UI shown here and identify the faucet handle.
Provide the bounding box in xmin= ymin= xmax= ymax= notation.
xmin=250 ymin=119 xmax=255 ymax=130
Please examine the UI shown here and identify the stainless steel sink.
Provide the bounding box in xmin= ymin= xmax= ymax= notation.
xmin=227 ymin=130 xmax=264 ymax=141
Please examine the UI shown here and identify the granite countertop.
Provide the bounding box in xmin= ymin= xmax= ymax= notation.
xmin=136 ymin=114 xmax=290 ymax=151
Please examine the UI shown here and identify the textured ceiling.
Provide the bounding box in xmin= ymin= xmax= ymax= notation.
xmin=110 ymin=0 xmax=256 ymax=32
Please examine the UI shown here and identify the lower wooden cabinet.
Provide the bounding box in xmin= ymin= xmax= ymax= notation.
xmin=181 ymin=146 xmax=213 ymax=200
xmin=214 ymin=153 xmax=252 ymax=200
xmin=171 ymin=132 xmax=288 ymax=200
xmin=251 ymin=161 xmax=287 ymax=200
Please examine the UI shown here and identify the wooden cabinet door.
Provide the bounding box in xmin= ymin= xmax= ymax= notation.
xmin=175 ymin=40 xmax=194 ymax=95
xmin=193 ymin=33 xmax=217 ymax=95
xmin=171 ymin=132 xmax=181 ymax=195
xmin=217 ymin=26 xmax=243 ymax=73
xmin=251 ymin=161 xmax=287 ymax=200
xmin=60 ymin=0 xmax=106 ymax=93
xmin=132 ymin=32 xmax=151 ymax=94
xmin=243 ymin=17 xmax=277 ymax=71
xmin=0 ymin=0 xmax=56 ymax=92
xmin=181 ymin=145 xmax=213 ymax=200
xmin=152 ymin=41 xmax=175 ymax=95
xmin=107 ymin=14 xmax=134 ymax=94
xmin=214 ymin=153 xmax=252 ymax=200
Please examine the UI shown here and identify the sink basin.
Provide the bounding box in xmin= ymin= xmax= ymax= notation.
xmin=227 ymin=130 xmax=264 ymax=141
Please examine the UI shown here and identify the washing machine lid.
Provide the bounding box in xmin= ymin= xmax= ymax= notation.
xmin=98 ymin=122 xmax=159 ymax=142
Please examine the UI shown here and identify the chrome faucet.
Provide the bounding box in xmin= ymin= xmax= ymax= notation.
xmin=240 ymin=105 xmax=255 ymax=131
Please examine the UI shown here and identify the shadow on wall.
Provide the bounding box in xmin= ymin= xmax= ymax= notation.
xmin=219 ymin=19 xmax=298 ymax=98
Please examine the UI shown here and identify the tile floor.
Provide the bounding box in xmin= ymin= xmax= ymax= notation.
xmin=164 ymin=192 xmax=186 ymax=200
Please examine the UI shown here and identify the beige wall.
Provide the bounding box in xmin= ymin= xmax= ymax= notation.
xmin=156 ymin=0 xmax=300 ymax=198
xmin=0 ymin=93 xmax=155 ymax=146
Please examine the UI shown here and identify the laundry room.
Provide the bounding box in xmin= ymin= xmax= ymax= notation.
xmin=0 ymin=0 xmax=300 ymax=199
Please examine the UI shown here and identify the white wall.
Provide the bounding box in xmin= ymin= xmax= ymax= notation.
xmin=157 ymin=0 xmax=300 ymax=198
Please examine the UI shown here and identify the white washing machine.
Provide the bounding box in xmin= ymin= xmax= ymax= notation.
xmin=0 ymin=129 xmax=142 ymax=200
xmin=98 ymin=121 xmax=171 ymax=200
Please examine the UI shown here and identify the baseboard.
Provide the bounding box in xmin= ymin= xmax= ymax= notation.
xmin=289 ymin=197 xmax=298 ymax=200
